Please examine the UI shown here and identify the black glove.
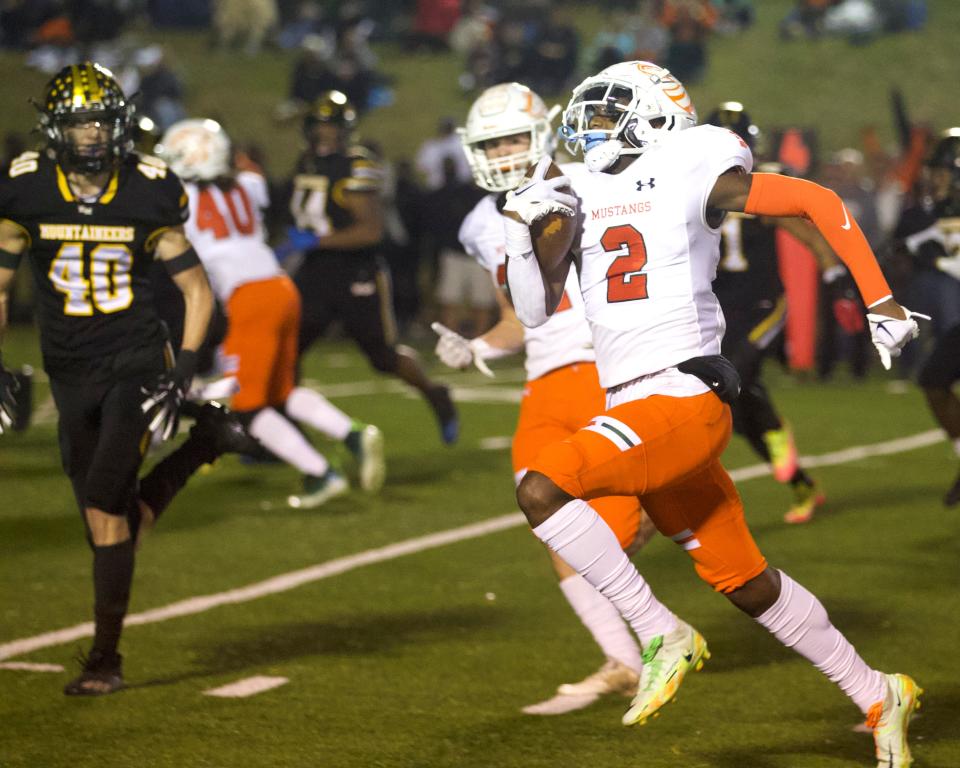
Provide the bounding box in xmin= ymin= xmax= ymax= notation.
xmin=677 ymin=354 xmax=742 ymax=404
xmin=0 ymin=353 xmax=19 ymax=435
xmin=140 ymin=349 xmax=198 ymax=442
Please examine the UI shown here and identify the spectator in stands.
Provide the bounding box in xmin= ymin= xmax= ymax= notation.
xmin=658 ymin=0 xmax=718 ymax=84
xmin=525 ymin=6 xmax=579 ymax=95
xmin=134 ymin=45 xmax=186 ymax=132
xmin=426 ymin=157 xmax=494 ymax=337
xmin=408 ymin=0 xmax=460 ymax=52
xmin=415 ymin=116 xmax=471 ymax=191
xmin=212 ymin=0 xmax=279 ymax=56
xmin=276 ymin=1 xmax=330 ymax=50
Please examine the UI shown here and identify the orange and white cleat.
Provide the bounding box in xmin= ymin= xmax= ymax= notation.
xmin=866 ymin=672 xmax=922 ymax=768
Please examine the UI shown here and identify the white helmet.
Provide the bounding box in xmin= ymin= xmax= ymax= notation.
xmin=459 ymin=82 xmax=558 ymax=192
xmin=560 ymin=61 xmax=697 ymax=172
xmin=156 ymin=118 xmax=231 ymax=182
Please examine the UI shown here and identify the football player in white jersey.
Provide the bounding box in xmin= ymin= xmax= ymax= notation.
xmin=433 ymin=82 xmax=656 ymax=714
xmin=503 ymin=62 xmax=924 ymax=766
xmin=157 ymin=119 xmax=385 ymax=508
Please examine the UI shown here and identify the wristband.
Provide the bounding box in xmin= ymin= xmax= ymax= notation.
xmin=173 ymin=349 xmax=199 ymax=382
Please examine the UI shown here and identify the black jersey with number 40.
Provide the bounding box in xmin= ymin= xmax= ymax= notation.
xmin=0 ymin=151 xmax=188 ymax=380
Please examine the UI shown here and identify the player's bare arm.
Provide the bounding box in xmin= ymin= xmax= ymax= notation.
xmin=708 ymin=170 xmax=906 ymax=320
xmin=0 ymin=219 xmax=28 ymax=346
xmin=483 ymin=287 xmax=525 ymax=352
xmin=155 ymin=225 xmax=213 ymax=353
xmin=315 ymin=189 xmax=384 ymax=250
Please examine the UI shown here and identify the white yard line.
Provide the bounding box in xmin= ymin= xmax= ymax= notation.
xmin=203 ymin=676 xmax=289 ymax=698
xmin=0 ymin=429 xmax=945 ymax=662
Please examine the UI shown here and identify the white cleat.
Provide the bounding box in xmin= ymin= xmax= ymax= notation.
xmin=867 ymin=672 xmax=922 ymax=768
xmin=356 ymin=424 xmax=386 ymax=493
xmin=556 ymin=659 xmax=639 ymax=697
xmin=622 ymin=620 xmax=709 ymax=727
xmin=521 ymin=660 xmax=639 ymax=716
xmin=287 ymin=472 xmax=349 ymax=509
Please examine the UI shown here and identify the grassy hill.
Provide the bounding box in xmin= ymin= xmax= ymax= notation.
xmin=0 ymin=0 xmax=957 ymax=175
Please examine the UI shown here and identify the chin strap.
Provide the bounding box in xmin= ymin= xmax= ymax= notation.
xmin=585 ymin=139 xmax=623 ymax=172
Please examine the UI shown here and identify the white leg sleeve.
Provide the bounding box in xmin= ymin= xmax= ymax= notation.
xmin=249 ymin=407 xmax=329 ymax=477
xmin=559 ymin=574 xmax=643 ymax=674
xmin=285 ymin=386 xmax=352 ymax=440
xmin=754 ymin=570 xmax=886 ymax=714
xmin=533 ymin=499 xmax=677 ymax=645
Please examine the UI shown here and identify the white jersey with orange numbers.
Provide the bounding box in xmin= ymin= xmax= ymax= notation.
xmin=182 ymin=170 xmax=280 ymax=302
xmin=459 ymin=188 xmax=595 ymax=381
xmin=569 ymin=125 xmax=753 ymax=390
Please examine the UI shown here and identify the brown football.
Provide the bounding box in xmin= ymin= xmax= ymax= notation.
xmin=504 ymin=160 xmax=577 ymax=268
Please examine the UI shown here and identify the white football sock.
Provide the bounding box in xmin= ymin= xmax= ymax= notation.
xmin=533 ymin=499 xmax=677 ymax=645
xmin=285 ymin=386 xmax=352 ymax=440
xmin=249 ymin=407 xmax=329 ymax=477
xmin=559 ymin=574 xmax=643 ymax=674
xmin=754 ymin=570 xmax=886 ymax=714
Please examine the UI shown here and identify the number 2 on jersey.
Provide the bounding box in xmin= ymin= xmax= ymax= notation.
xmin=602 ymin=224 xmax=649 ymax=303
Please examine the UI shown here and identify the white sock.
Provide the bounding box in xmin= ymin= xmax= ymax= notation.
xmin=285 ymin=386 xmax=352 ymax=440
xmin=953 ymin=437 xmax=960 ymax=458
xmin=754 ymin=570 xmax=886 ymax=714
xmin=249 ymin=407 xmax=329 ymax=477
xmin=533 ymin=499 xmax=677 ymax=645
xmin=559 ymin=574 xmax=643 ymax=674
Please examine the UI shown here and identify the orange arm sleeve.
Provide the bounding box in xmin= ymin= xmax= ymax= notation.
xmin=744 ymin=173 xmax=891 ymax=306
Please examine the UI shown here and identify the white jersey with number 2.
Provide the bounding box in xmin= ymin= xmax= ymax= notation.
xmin=459 ymin=172 xmax=595 ymax=382
xmin=182 ymin=170 xmax=280 ymax=303
xmin=570 ymin=125 xmax=753 ymax=392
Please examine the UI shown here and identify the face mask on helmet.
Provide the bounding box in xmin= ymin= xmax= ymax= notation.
xmin=303 ymin=90 xmax=357 ymax=150
xmin=459 ymin=82 xmax=558 ymax=192
xmin=560 ymin=61 xmax=697 ymax=172
xmin=156 ymin=119 xmax=232 ymax=182
xmin=37 ymin=62 xmax=133 ymax=174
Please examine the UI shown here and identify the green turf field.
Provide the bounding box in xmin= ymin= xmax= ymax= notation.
xmin=1 ymin=324 xmax=957 ymax=768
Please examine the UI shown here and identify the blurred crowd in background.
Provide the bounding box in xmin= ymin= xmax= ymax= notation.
xmin=0 ymin=0 xmax=952 ymax=387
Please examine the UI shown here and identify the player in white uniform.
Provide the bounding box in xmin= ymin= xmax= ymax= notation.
xmin=503 ymin=62 xmax=925 ymax=766
xmin=433 ymin=83 xmax=655 ymax=714
xmin=157 ymin=119 xmax=384 ymax=508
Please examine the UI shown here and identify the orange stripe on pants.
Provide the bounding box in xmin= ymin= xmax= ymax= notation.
xmin=223 ymin=275 xmax=301 ymax=412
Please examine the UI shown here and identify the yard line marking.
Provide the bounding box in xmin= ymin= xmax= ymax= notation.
xmin=203 ymin=675 xmax=289 ymax=698
xmin=0 ymin=661 xmax=64 ymax=672
xmin=0 ymin=514 xmax=524 ymax=661
xmin=480 ymin=436 xmax=513 ymax=450
xmin=0 ymin=428 xmax=945 ymax=662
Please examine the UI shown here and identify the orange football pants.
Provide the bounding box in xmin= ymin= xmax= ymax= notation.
xmin=514 ymin=362 xmax=642 ymax=550
xmin=529 ymin=391 xmax=767 ymax=593
xmin=222 ymin=275 xmax=301 ymax=411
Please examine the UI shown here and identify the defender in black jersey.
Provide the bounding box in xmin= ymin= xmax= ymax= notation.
xmin=284 ymin=91 xmax=459 ymax=444
xmin=0 ymin=63 xmax=249 ymax=695
xmin=708 ymin=103 xmax=829 ymax=523
xmin=893 ymin=128 xmax=960 ymax=506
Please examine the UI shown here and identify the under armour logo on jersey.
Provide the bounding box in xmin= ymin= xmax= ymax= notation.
xmin=77 ymin=204 xmax=93 ymax=216
xmin=636 ymin=178 xmax=656 ymax=191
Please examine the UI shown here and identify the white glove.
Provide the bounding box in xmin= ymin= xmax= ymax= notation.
xmin=502 ymin=156 xmax=577 ymax=225
xmin=866 ymin=307 xmax=930 ymax=370
xmin=431 ymin=322 xmax=494 ymax=378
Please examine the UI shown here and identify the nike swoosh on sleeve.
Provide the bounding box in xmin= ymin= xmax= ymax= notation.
xmin=840 ymin=204 xmax=851 ymax=231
